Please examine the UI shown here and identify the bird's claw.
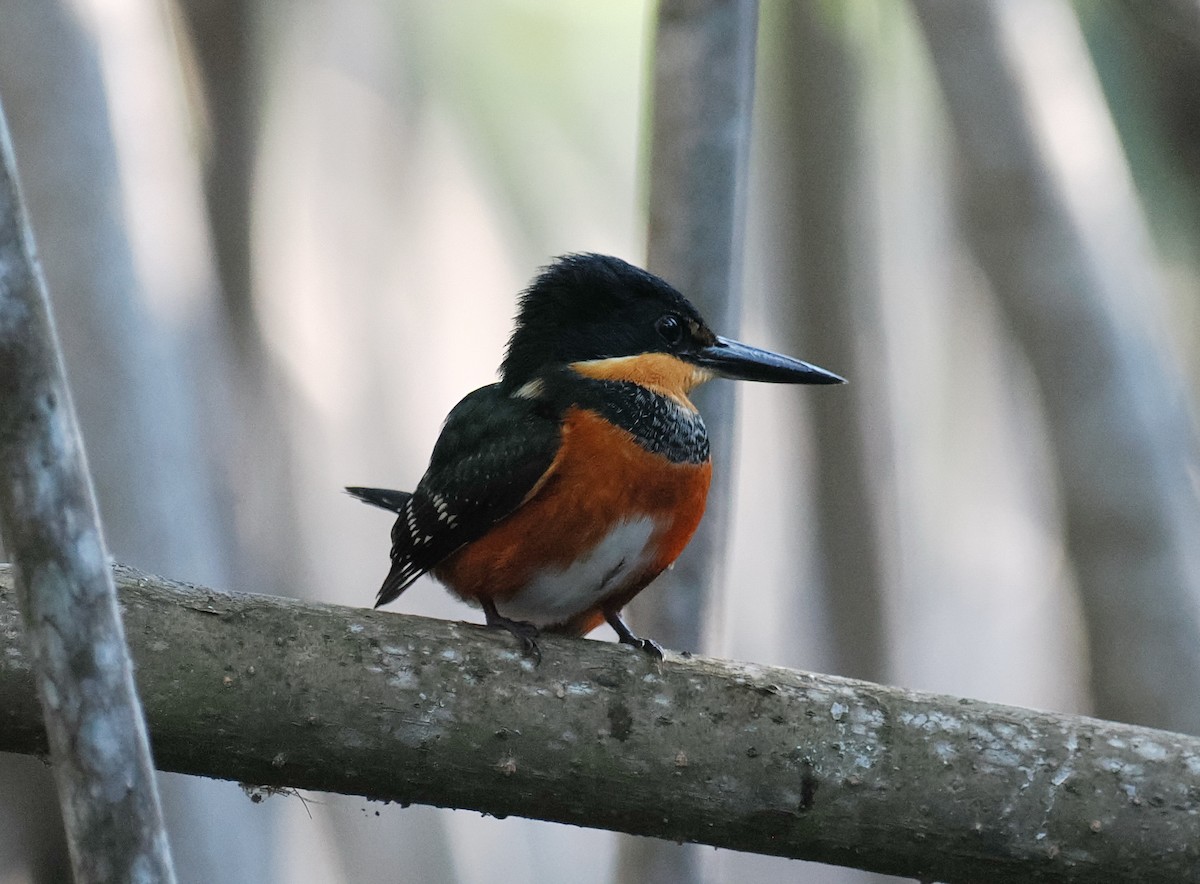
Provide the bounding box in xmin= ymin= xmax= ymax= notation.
xmin=505 ymin=620 xmax=543 ymax=663
xmin=482 ymin=601 xmax=542 ymax=663
xmin=605 ymin=610 xmax=665 ymax=660
xmin=628 ymin=637 xmax=664 ymax=660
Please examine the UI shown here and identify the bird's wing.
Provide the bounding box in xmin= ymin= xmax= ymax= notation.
xmin=373 ymin=384 xmax=561 ymax=607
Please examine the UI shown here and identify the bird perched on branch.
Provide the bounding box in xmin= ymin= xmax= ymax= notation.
xmin=348 ymin=253 xmax=842 ymax=659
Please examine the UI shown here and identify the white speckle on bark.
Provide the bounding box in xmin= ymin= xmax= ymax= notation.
xmin=43 ymin=677 xmax=60 ymax=710
xmin=980 ymin=747 xmax=1021 ymax=768
xmin=849 ymin=705 xmax=885 ymax=734
xmin=902 ymin=709 xmax=965 ymax=733
xmin=1097 ymin=756 xmax=1144 ymax=778
xmin=935 ymin=742 xmax=958 ymax=763
xmin=387 ymin=671 xmax=417 ymax=690
xmin=1132 ymin=740 xmax=1167 ymax=761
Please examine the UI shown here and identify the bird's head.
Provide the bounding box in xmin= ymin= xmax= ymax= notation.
xmin=500 ymin=253 xmax=844 ymax=397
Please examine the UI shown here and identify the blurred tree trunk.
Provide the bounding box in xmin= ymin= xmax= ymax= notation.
xmin=629 ymin=0 xmax=760 ymax=655
xmin=0 ymin=91 xmax=177 ymax=881
xmin=768 ymin=2 xmax=894 ymax=684
xmin=1096 ymin=0 xmax=1200 ymax=348
xmin=175 ymin=0 xmax=259 ymax=350
xmin=0 ymin=2 xmax=129 ymax=878
xmin=172 ymin=0 xmax=304 ymax=616
xmin=619 ymin=2 xmax=758 ymax=883
xmin=0 ymin=0 xmax=278 ymax=880
xmin=241 ymin=3 xmax=467 ymax=881
xmin=738 ymin=7 xmax=899 ymax=883
xmin=912 ymin=0 xmax=1200 ymax=733
xmin=1113 ymin=0 xmax=1200 ymax=207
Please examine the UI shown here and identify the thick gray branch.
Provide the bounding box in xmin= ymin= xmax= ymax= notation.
xmin=0 ymin=102 xmax=175 ymax=881
xmin=2 ymin=566 xmax=1198 ymax=883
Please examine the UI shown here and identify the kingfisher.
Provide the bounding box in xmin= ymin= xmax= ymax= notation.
xmin=348 ymin=253 xmax=843 ymax=659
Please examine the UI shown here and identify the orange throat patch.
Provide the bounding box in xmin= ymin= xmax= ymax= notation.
xmin=569 ymin=353 xmax=715 ymax=409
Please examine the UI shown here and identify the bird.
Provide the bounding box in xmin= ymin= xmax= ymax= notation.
xmin=348 ymin=253 xmax=843 ymax=659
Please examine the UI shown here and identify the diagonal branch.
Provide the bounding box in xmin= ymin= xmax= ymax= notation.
xmin=0 ymin=99 xmax=176 ymax=880
xmin=1 ymin=564 xmax=1197 ymax=883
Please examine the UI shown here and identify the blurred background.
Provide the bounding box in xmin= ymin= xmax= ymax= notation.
xmin=2 ymin=0 xmax=1200 ymax=882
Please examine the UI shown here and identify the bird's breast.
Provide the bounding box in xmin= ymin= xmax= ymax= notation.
xmin=432 ymin=403 xmax=712 ymax=628
xmin=497 ymin=515 xmax=660 ymax=625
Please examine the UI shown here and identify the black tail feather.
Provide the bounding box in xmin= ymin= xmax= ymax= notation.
xmin=375 ymin=557 xmax=426 ymax=607
xmin=348 ymin=486 xmax=425 ymax=606
xmin=346 ymin=486 xmax=413 ymax=514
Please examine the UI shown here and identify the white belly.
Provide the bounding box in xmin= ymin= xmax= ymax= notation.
xmin=499 ymin=517 xmax=658 ymax=625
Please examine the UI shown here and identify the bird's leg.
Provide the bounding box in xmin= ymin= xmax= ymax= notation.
xmin=482 ymin=598 xmax=542 ymax=662
xmin=605 ymin=610 xmax=664 ymax=660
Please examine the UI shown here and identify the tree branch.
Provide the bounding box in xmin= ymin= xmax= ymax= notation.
xmin=0 ymin=96 xmax=176 ymax=881
xmin=1 ymin=565 xmax=1197 ymax=882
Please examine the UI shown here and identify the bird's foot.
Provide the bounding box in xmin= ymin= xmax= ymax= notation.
xmin=625 ymin=636 xmax=665 ymax=660
xmin=483 ymin=600 xmax=542 ymax=663
xmin=605 ymin=610 xmax=665 ymax=660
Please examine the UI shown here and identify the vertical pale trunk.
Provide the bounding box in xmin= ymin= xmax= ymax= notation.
xmin=630 ymin=0 xmax=759 ymax=671
xmin=771 ymin=3 xmax=893 ymax=683
xmin=176 ymin=0 xmax=259 ymax=346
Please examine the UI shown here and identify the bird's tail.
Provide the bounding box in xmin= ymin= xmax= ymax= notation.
xmin=347 ymin=486 xmax=422 ymax=607
xmin=345 ymin=486 xmax=412 ymax=513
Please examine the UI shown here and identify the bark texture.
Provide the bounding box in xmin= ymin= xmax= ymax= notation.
xmin=2 ymin=565 xmax=1198 ymax=883
xmin=0 ymin=104 xmax=175 ymax=881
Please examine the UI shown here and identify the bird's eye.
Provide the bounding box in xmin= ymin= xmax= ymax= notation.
xmin=655 ymin=314 xmax=684 ymax=346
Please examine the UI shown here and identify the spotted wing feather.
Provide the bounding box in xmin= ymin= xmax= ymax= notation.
xmin=351 ymin=384 xmax=561 ymax=607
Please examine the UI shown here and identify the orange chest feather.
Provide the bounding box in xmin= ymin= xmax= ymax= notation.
xmin=434 ymin=407 xmax=712 ymax=602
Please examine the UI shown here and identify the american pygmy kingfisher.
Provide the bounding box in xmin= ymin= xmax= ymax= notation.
xmin=348 ymin=253 xmax=843 ymax=659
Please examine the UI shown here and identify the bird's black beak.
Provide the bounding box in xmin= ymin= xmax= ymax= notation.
xmin=687 ymin=336 xmax=845 ymax=384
